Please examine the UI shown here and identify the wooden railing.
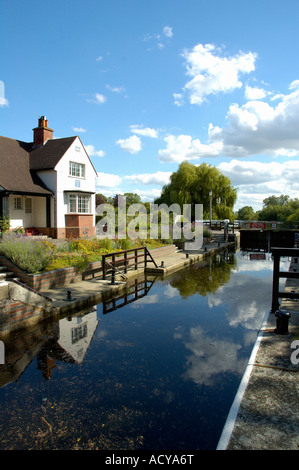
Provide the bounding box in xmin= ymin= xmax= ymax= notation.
xmin=271 ymin=247 xmax=299 ymax=312
xmin=102 ymin=246 xmax=158 ymax=281
xmin=102 ymin=275 xmax=157 ymax=314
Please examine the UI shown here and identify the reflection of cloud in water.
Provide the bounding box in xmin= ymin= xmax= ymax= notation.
xmin=163 ymin=284 xmax=179 ymax=298
xmin=208 ymin=272 xmax=273 ymax=330
xmin=96 ymin=329 xmax=108 ymax=340
xmin=130 ymin=294 xmax=159 ymax=308
xmin=234 ymin=252 xmax=290 ymax=273
xmin=177 ymin=326 xmax=244 ymax=386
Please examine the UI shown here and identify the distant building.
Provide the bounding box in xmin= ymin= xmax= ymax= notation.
xmin=0 ymin=116 xmax=97 ymax=238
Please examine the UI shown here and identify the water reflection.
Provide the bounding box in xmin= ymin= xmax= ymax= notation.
xmin=0 ymin=249 xmax=289 ymax=450
xmin=175 ymin=325 xmax=244 ymax=386
xmin=168 ymin=249 xmax=236 ymax=299
xmin=102 ymin=276 xmax=157 ymax=314
xmin=37 ymin=309 xmax=98 ymax=380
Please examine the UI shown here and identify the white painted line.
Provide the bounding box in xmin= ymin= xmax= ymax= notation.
xmin=216 ymin=309 xmax=270 ymax=450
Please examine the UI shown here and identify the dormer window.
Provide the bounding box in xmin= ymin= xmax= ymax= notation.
xmin=69 ymin=161 xmax=85 ymax=178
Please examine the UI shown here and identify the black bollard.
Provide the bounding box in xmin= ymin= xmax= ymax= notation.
xmin=64 ymin=290 xmax=76 ymax=301
xmin=274 ymin=310 xmax=291 ymax=335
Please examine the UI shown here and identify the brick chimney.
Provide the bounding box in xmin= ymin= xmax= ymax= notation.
xmin=33 ymin=116 xmax=53 ymax=146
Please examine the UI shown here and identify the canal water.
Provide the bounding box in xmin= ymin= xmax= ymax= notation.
xmin=0 ymin=250 xmax=291 ymax=450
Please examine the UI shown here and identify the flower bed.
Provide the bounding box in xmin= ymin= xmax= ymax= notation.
xmin=0 ymin=233 xmax=174 ymax=291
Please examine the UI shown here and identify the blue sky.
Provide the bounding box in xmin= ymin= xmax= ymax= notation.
xmin=1 ymin=0 xmax=299 ymax=211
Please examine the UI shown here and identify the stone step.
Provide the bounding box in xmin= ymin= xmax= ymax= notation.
xmin=0 ymin=271 xmax=14 ymax=281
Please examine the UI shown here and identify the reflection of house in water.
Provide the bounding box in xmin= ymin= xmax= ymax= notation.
xmin=102 ymin=276 xmax=157 ymax=315
xmin=37 ymin=309 xmax=98 ymax=380
xmin=0 ymin=276 xmax=157 ymax=385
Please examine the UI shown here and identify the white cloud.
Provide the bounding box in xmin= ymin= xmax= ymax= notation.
xmin=84 ymin=144 xmax=105 ymax=157
xmin=289 ymin=79 xmax=299 ymax=90
xmin=245 ymin=85 xmax=267 ymax=100
xmin=130 ymin=188 xmax=162 ymax=201
xmin=173 ymin=93 xmax=184 ymax=107
xmin=130 ymin=125 xmax=158 ymax=138
xmin=177 ymin=43 xmax=257 ymax=105
xmin=163 ymin=26 xmax=173 ymax=38
xmin=0 ymin=81 xmax=9 ymax=107
xmin=217 ymin=159 xmax=299 ymax=210
xmin=144 ymin=25 xmax=173 ymax=50
xmin=73 ymin=127 xmax=87 ymax=133
xmin=106 ymin=84 xmax=125 ymax=93
xmin=158 ymin=134 xmax=222 ymax=163
xmin=96 ymin=172 xmax=122 ymax=189
xmin=87 ymin=93 xmax=106 ymax=104
xmin=116 ymin=135 xmax=142 ymax=154
xmin=124 ymin=171 xmax=172 ymax=186
xmin=209 ymin=83 xmax=299 ymax=158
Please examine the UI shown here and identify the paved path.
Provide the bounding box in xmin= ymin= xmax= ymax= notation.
xmin=217 ymin=257 xmax=299 ymax=450
xmin=42 ymin=240 xmax=235 ymax=315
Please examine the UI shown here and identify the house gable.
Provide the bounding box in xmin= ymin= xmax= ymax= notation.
xmin=0 ymin=117 xmax=98 ymax=238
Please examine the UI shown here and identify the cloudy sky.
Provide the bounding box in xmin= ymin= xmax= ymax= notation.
xmin=1 ymin=0 xmax=299 ymax=211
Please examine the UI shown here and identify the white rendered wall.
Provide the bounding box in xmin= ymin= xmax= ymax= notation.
xmin=55 ymin=137 xmax=96 ymax=228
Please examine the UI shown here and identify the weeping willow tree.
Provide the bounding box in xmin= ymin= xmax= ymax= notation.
xmin=155 ymin=162 xmax=237 ymax=220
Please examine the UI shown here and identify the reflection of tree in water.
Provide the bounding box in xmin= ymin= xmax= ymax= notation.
xmin=168 ymin=253 xmax=236 ymax=298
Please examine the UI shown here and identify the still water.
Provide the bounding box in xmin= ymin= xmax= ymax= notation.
xmin=0 ymin=250 xmax=290 ymax=450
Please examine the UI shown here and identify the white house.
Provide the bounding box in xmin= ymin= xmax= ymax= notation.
xmin=0 ymin=116 xmax=98 ymax=238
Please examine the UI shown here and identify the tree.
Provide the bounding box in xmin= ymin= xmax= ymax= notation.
xmin=95 ymin=193 xmax=107 ymax=207
xmin=258 ymin=195 xmax=299 ymax=222
xmin=263 ymin=195 xmax=290 ymax=207
xmin=236 ymin=206 xmax=255 ymax=220
xmin=154 ymin=162 xmax=237 ymax=220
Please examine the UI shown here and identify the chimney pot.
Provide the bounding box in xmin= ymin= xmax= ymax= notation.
xmin=33 ymin=116 xmax=53 ymax=146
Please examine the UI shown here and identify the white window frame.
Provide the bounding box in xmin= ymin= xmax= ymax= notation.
xmin=68 ymin=194 xmax=91 ymax=214
xmin=25 ymin=198 xmax=32 ymax=214
xmin=69 ymin=161 xmax=85 ymax=178
xmin=14 ymin=197 xmax=22 ymax=210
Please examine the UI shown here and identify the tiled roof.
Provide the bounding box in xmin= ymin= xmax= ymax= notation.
xmin=29 ymin=136 xmax=77 ymax=170
xmin=0 ymin=136 xmax=52 ymax=195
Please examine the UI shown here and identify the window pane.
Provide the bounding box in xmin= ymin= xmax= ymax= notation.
xmin=69 ymin=195 xmax=77 ymax=212
xmin=14 ymin=197 xmax=22 ymax=210
xmin=69 ymin=162 xmax=85 ymax=178
xmin=69 ymin=194 xmax=91 ymax=213
xmin=25 ymin=198 xmax=32 ymax=213
xmin=78 ymin=196 xmax=90 ymax=213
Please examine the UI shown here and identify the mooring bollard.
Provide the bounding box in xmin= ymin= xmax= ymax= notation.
xmin=64 ymin=290 xmax=76 ymax=301
xmin=274 ymin=309 xmax=291 ymax=335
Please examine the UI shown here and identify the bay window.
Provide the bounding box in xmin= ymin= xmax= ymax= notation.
xmin=68 ymin=194 xmax=91 ymax=214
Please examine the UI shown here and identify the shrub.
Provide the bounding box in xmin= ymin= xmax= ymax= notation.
xmin=0 ymin=232 xmax=53 ymax=273
xmin=0 ymin=216 xmax=10 ymax=235
xmin=116 ymin=237 xmax=133 ymax=250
